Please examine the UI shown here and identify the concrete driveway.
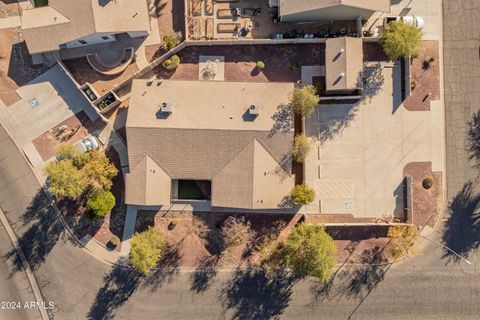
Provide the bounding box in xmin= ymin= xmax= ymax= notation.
xmin=304 ymin=64 xmax=444 ymax=218
xmin=367 ymin=0 xmax=442 ymax=40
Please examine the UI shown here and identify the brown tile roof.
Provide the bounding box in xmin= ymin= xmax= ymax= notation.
xmin=21 ymin=0 xmax=150 ymax=54
xmin=125 ymin=80 xmax=296 ymax=208
xmin=125 ymin=155 xmax=172 ymax=205
xmin=326 ymin=37 xmax=363 ymax=92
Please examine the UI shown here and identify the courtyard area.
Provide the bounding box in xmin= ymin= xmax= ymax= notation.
xmin=304 ymin=64 xmax=444 ymax=219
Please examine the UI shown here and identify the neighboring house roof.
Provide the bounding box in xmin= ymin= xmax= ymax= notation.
xmin=125 ymin=155 xmax=172 ymax=206
xmin=21 ymin=0 xmax=150 ymax=54
xmin=279 ymin=0 xmax=390 ymax=17
xmin=325 ymin=37 xmax=363 ymax=91
xmin=126 ymin=80 xmax=296 ymax=209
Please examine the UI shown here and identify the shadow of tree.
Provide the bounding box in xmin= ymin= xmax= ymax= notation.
xmin=317 ymin=103 xmax=361 ymax=142
xmin=5 ymin=191 xmax=65 ymax=272
xmin=467 ymin=111 xmax=480 ymax=167
xmin=190 ymin=257 xmax=218 ymax=294
xmin=269 ymin=103 xmax=294 ymax=137
xmin=357 ymin=63 xmax=384 ymax=102
xmin=310 ymin=246 xmax=389 ymax=303
xmin=220 ymin=267 xmax=296 ymax=320
xmin=442 ymin=181 xmax=480 ymax=262
xmin=142 ymin=247 xmax=181 ymax=291
xmin=87 ymin=259 xmax=143 ymax=320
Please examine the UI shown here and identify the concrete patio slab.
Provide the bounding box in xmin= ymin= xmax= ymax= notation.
xmin=0 ymin=64 xmax=98 ymax=147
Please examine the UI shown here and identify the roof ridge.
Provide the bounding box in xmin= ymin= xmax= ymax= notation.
xmin=212 ymin=139 xmax=256 ymax=181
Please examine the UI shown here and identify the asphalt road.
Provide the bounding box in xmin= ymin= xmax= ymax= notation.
xmin=0 ymin=224 xmax=41 ymax=320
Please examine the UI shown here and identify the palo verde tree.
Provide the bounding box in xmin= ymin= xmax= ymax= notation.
xmin=380 ymin=21 xmax=423 ymax=60
xmin=290 ymin=183 xmax=316 ymax=205
xmin=44 ymin=159 xmax=88 ymax=200
xmin=284 ymin=222 xmax=336 ymax=283
xmin=289 ymin=85 xmax=319 ymax=116
xmin=291 ymin=134 xmax=312 ymax=163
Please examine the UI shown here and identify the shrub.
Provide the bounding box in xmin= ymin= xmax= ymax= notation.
xmin=291 ymin=134 xmax=312 ymax=163
xmin=87 ymin=190 xmax=115 ymax=217
xmin=422 ymin=177 xmax=433 ymax=190
xmin=290 ymin=184 xmax=315 ymax=205
xmin=380 ymin=21 xmax=423 ymax=60
xmin=130 ymin=227 xmax=168 ymax=275
xmin=289 ymin=85 xmax=319 ymax=116
xmin=256 ymin=61 xmax=265 ymax=70
xmin=221 ymin=216 xmax=256 ymax=249
xmin=109 ymin=235 xmax=120 ymax=246
xmin=410 ymin=79 xmax=417 ymax=90
xmin=44 ymin=160 xmax=88 ymax=199
xmin=284 ymin=223 xmax=336 ymax=282
xmin=162 ymin=55 xmax=180 ymax=71
xmin=168 ymin=218 xmax=180 ymax=230
xmin=163 ymin=33 xmax=181 ymax=50
xmin=387 ymin=225 xmax=418 ymax=259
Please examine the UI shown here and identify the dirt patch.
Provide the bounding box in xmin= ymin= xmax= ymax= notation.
xmin=62 ymin=58 xmax=139 ymax=95
xmin=55 ymin=147 xmax=126 ymax=252
xmin=403 ymin=162 xmax=442 ymax=229
xmin=363 ymin=42 xmax=389 ymax=62
xmin=403 ymin=41 xmax=440 ymax=111
xmin=155 ymin=44 xmax=325 ymax=82
xmin=32 ymin=111 xmax=105 ymax=161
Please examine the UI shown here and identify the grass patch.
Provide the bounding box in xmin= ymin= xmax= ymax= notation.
xmin=178 ymin=180 xmax=205 ymax=200
xmin=34 ymin=0 xmax=48 ymax=7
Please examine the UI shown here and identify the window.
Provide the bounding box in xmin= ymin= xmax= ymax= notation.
xmin=101 ymin=36 xmax=110 ymax=40
xmin=78 ymin=40 xmax=87 ymax=45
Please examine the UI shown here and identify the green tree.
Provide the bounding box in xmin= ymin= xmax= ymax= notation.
xmin=290 ymin=184 xmax=315 ymax=205
xmin=284 ymin=223 xmax=336 ymax=282
xmin=380 ymin=21 xmax=423 ymax=60
xmin=291 ymin=134 xmax=312 ymax=163
xmin=387 ymin=225 xmax=418 ymax=259
xmin=256 ymin=61 xmax=265 ymax=70
xmin=289 ymin=85 xmax=319 ymax=116
xmin=87 ymin=190 xmax=115 ymax=217
xmin=129 ymin=227 xmax=168 ymax=275
xmin=55 ymin=143 xmax=88 ymax=168
xmin=44 ymin=160 xmax=88 ymax=199
xmin=82 ymin=150 xmax=117 ymax=191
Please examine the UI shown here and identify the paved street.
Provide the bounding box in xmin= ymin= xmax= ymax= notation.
xmin=444 ymin=0 xmax=480 ymax=198
xmin=0 ymin=225 xmax=40 ymax=320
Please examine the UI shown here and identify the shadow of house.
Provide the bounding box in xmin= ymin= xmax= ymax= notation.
xmin=5 ymin=191 xmax=65 ymax=272
xmin=8 ymin=42 xmax=47 ymax=87
xmin=220 ymin=267 xmax=296 ymax=320
xmin=88 ymin=260 xmax=143 ymax=320
xmin=442 ymin=181 xmax=480 ymax=263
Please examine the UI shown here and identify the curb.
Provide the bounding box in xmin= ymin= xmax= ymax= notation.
xmin=0 ymin=209 xmax=49 ymax=320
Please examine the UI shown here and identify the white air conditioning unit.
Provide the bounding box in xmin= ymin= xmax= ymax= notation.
xmin=248 ymin=104 xmax=260 ymax=116
xmin=159 ymin=102 xmax=173 ymax=113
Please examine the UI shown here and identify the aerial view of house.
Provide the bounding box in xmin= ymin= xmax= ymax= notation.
xmin=0 ymin=0 xmax=477 ymax=319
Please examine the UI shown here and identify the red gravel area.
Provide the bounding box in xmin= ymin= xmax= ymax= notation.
xmin=32 ymin=111 xmax=105 ymax=161
xmin=55 ymin=147 xmax=126 ymax=252
xmin=363 ymin=42 xmax=389 ymax=62
xmin=326 ymin=226 xmax=390 ymax=264
xmin=156 ymin=44 xmax=325 ymax=82
xmin=403 ymin=41 xmax=440 ymax=111
xmin=62 ymin=58 xmax=139 ymax=95
xmin=403 ymin=162 xmax=442 ymax=229
xmin=135 ymin=211 xmax=294 ymax=268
